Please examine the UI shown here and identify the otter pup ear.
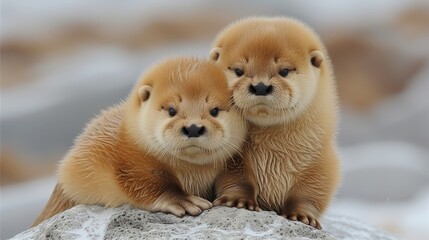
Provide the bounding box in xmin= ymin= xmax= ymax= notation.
xmin=210 ymin=47 xmax=222 ymax=62
xmin=310 ymin=50 xmax=324 ymax=68
xmin=138 ymin=85 xmax=152 ymax=102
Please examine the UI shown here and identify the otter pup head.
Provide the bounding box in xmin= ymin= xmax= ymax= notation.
xmin=210 ymin=17 xmax=331 ymax=126
xmin=126 ymin=57 xmax=246 ymax=165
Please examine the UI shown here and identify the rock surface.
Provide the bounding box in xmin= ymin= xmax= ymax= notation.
xmin=12 ymin=205 xmax=397 ymax=239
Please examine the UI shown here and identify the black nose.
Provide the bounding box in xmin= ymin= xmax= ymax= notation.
xmin=182 ymin=124 xmax=206 ymax=138
xmin=249 ymin=82 xmax=273 ymax=96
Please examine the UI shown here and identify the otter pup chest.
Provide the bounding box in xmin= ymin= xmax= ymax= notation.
xmin=173 ymin=163 xmax=221 ymax=200
xmin=247 ymin=126 xmax=321 ymax=211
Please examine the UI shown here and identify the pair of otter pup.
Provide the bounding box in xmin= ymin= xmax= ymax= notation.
xmin=33 ymin=17 xmax=340 ymax=230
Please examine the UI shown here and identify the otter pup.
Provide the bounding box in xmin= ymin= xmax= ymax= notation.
xmin=211 ymin=17 xmax=340 ymax=229
xmin=33 ymin=57 xmax=246 ymax=226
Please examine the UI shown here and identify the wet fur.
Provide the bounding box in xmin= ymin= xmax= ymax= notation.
xmin=32 ymin=58 xmax=246 ymax=226
xmin=211 ymin=17 xmax=340 ymax=229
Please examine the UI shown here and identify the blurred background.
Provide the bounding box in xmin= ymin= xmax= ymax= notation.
xmin=1 ymin=0 xmax=428 ymax=239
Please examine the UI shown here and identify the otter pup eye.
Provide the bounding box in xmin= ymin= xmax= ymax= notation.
xmin=279 ymin=69 xmax=289 ymax=77
xmin=168 ymin=107 xmax=177 ymax=117
xmin=234 ymin=68 xmax=244 ymax=77
xmin=210 ymin=107 xmax=219 ymax=117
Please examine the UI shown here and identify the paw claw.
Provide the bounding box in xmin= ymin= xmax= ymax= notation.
xmin=237 ymin=201 xmax=245 ymax=208
xmin=309 ymin=218 xmax=316 ymax=227
xmin=225 ymin=200 xmax=235 ymax=207
xmin=300 ymin=216 xmax=309 ymax=225
xmin=187 ymin=195 xmax=212 ymax=210
xmin=157 ymin=195 xmax=210 ymax=217
xmin=288 ymin=213 xmax=298 ymax=221
xmin=214 ymin=194 xmax=258 ymax=211
xmin=315 ymin=219 xmax=322 ymax=230
xmin=213 ymin=198 xmax=225 ymax=207
xmin=283 ymin=211 xmax=322 ymax=229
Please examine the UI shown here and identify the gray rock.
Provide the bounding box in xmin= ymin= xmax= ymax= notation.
xmin=11 ymin=205 xmax=397 ymax=240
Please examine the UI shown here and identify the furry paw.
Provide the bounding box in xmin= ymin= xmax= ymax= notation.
xmin=282 ymin=211 xmax=322 ymax=229
xmin=213 ymin=194 xmax=260 ymax=211
xmin=157 ymin=195 xmax=212 ymax=217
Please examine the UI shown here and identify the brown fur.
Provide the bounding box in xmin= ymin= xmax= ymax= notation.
xmin=32 ymin=57 xmax=247 ymax=226
xmin=210 ymin=17 xmax=340 ymax=229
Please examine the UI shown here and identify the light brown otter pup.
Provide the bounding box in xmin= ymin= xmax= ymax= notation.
xmin=32 ymin=57 xmax=246 ymax=226
xmin=210 ymin=17 xmax=340 ymax=229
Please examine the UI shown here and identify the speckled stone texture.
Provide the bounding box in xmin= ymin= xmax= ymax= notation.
xmin=12 ymin=205 xmax=397 ymax=239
